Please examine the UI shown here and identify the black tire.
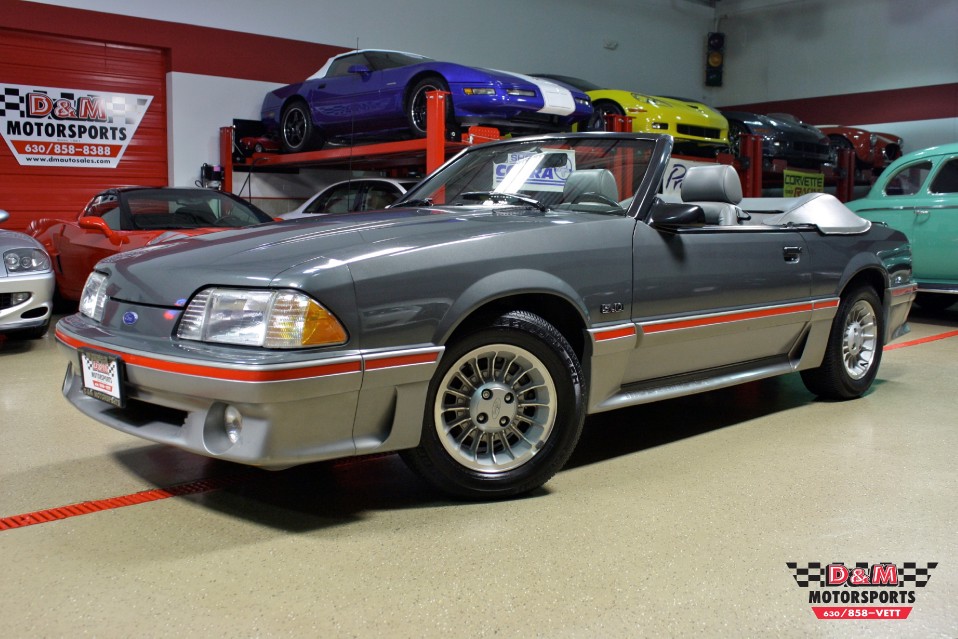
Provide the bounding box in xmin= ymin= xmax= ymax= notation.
xmin=801 ymin=286 xmax=884 ymax=400
xmin=914 ymin=293 xmax=956 ymax=312
xmin=280 ymin=100 xmax=324 ymax=153
xmin=401 ymin=311 xmax=586 ymax=499
xmin=406 ymin=76 xmax=452 ymax=138
xmin=587 ymin=100 xmax=625 ymax=131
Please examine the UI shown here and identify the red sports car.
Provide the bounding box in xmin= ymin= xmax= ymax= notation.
xmin=818 ymin=125 xmax=903 ymax=179
xmin=27 ymin=187 xmax=274 ymax=301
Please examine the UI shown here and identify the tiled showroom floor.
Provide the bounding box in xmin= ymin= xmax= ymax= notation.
xmin=1 ymin=307 xmax=955 ymax=637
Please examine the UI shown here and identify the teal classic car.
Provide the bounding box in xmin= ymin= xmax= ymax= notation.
xmin=847 ymin=142 xmax=958 ymax=311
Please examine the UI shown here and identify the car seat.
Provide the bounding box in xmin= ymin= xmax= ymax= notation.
xmin=680 ymin=164 xmax=746 ymax=225
xmin=560 ymin=169 xmax=619 ymax=207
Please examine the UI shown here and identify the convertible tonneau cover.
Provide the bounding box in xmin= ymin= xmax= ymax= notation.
xmin=741 ymin=192 xmax=871 ymax=235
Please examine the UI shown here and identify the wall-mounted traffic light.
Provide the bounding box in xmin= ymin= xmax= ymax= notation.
xmin=706 ymin=31 xmax=725 ymax=87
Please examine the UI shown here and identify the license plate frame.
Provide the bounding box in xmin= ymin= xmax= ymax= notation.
xmin=79 ymin=349 xmax=126 ymax=408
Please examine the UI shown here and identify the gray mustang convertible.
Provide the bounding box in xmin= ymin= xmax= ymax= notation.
xmin=56 ymin=132 xmax=916 ymax=499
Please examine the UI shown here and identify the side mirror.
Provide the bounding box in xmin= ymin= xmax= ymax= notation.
xmin=78 ymin=216 xmax=127 ymax=244
xmin=649 ymin=201 xmax=706 ymax=229
xmin=347 ymin=64 xmax=371 ymax=75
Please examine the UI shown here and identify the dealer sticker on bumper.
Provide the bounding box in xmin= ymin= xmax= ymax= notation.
xmin=79 ymin=349 xmax=125 ymax=407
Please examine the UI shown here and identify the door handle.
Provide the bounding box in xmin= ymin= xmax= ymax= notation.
xmin=783 ymin=246 xmax=803 ymax=263
xmin=914 ymin=208 xmax=930 ymax=216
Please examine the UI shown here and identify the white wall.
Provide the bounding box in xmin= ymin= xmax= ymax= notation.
xmin=715 ymin=0 xmax=957 ymax=102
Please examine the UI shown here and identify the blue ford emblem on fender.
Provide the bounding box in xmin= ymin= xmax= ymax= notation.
xmin=122 ymin=312 xmax=138 ymax=325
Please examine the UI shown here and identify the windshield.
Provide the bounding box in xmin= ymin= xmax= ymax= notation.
xmin=533 ymin=74 xmax=601 ymax=92
xmin=120 ymin=189 xmax=272 ymax=230
xmin=396 ymin=136 xmax=656 ymax=215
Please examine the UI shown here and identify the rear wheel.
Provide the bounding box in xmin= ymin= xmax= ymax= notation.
xmin=801 ymin=286 xmax=884 ymax=400
xmin=406 ymin=76 xmax=452 ymax=138
xmin=401 ymin=311 xmax=586 ymax=499
xmin=280 ymin=100 xmax=324 ymax=153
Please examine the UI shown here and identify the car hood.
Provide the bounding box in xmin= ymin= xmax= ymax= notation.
xmin=758 ymin=114 xmax=827 ymax=142
xmin=0 ymin=228 xmax=46 ymax=252
xmin=96 ymin=208 xmax=606 ymax=306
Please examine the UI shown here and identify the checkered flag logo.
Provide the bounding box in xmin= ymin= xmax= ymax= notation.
xmin=105 ymin=95 xmax=150 ymax=125
xmin=787 ymin=562 xmax=938 ymax=587
xmin=898 ymin=562 xmax=938 ymax=588
xmin=0 ymin=86 xmax=26 ymax=118
xmin=786 ymin=562 xmax=826 ymax=588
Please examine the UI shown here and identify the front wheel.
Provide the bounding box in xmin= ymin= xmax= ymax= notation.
xmin=406 ymin=76 xmax=452 ymax=138
xmin=401 ymin=311 xmax=586 ymax=499
xmin=801 ymin=286 xmax=884 ymax=400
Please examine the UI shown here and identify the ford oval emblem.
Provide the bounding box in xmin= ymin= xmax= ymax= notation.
xmin=122 ymin=311 xmax=138 ymax=325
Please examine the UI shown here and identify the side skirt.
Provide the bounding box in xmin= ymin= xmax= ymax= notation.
xmin=590 ymin=355 xmax=797 ymax=414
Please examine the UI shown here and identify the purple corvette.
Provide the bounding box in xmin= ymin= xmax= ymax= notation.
xmin=261 ymin=49 xmax=593 ymax=152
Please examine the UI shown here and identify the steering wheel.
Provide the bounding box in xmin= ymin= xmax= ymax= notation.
xmin=572 ymin=192 xmax=621 ymax=207
xmin=213 ymin=215 xmax=244 ymax=227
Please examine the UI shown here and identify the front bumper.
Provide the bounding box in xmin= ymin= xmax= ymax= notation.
xmin=0 ymin=270 xmax=54 ymax=332
xmin=56 ymin=314 xmax=442 ymax=469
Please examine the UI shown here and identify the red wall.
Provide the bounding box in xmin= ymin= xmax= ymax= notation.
xmin=0 ymin=29 xmax=168 ymax=229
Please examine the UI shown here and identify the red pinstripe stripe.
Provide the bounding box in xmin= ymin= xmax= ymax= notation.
xmin=56 ymin=329 xmax=362 ymax=382
xmin=364 ymin=351 xmax=440 ymax=370
xmin=593 ymin=326 xmax=637 ymax=341
xmin=642 ymin=301 xmax=829 ymax=334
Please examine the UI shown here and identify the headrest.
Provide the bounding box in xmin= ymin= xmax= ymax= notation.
xmin=563 ymin=169 xmax=618 ymax=202
xmin=681 ymin=164 xmax=743 ymax=204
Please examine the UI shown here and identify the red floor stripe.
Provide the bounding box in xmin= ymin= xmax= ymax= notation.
xmin=0 ymin=473 xmax=251 ymax=531
xmin=885 ymin=329 xmax=958 ymax=351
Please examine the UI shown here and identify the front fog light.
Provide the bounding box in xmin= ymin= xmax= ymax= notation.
xmin=224 ymin=405 xmax=243 ymax=443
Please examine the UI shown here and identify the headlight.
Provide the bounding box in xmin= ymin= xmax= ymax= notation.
xmin=634 ymin=95 xmax=673 ymax=108
xmin=79 ymin=272 xmax=108 ymax=321
xmin=506 ymin=89 xmax=536 ymax=97
xmin=463 ymin=87 xmax=496 ymax=96
xmin=176 ymin=288 xmax=348 ymax=349
xmin=3 ymin=248 xmax=50 ymax=274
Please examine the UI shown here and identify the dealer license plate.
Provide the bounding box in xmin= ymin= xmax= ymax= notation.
xmin=79 ymin=349 xmax=126 ymax=408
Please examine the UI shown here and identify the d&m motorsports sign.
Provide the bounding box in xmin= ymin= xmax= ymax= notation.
xmin=0 ymin=83 xmax=152 ymax=168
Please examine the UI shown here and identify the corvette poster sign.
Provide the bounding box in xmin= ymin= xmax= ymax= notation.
xmin=0 ymin=83 xmax=152 ymax=168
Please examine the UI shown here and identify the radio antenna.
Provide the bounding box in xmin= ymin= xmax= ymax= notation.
xmin=346 ymin=37 xmax=359 ymax=195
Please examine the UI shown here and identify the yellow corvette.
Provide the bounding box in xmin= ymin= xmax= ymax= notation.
xmin=533 ymin=74 xmax=729 ymax=151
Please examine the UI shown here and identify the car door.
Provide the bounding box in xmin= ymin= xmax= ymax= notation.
xmin=55 ymin=193 xmax=131 ymax=297
xmin=852 ymin=156 xmax=952 ymax=283
xmin=624 ymin=222 xmax=812 ymax=383
xmin=307 ymin=52 xmax=390 ymax=134
xmin=909 ymin=155 xmax=958 ymax=282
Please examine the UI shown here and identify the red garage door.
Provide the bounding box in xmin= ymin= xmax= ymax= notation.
xmin=0 ymin=29 xmax=167 ymax=231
